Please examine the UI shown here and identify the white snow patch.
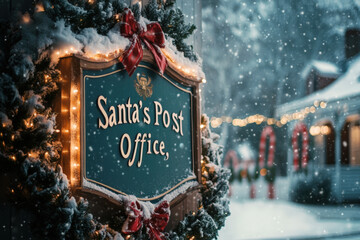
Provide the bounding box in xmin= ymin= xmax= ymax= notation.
xmin=312 ymin=60 xmax=340 ymax=76
xmin=219 ymin=199 xmax=360 ymax=240
xmin=82 ymin=179 xmax=128 ymax=203
xmin=300 ymin=60 xmax=339 ymax=81
xmin=75 ymin=26 xmax=129 ymax=59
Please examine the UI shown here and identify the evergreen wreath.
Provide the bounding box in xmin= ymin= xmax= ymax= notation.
xmin=0 ymin=0 xmax=229 ymax=239
xmin=169 ymin=115 xmax=230 ymax=240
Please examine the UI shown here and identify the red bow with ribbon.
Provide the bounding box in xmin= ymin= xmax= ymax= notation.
xmin=119 ymin=9 xmax=167 ymax=76
xmin=122 ymin=200 xmax=170 ymax=240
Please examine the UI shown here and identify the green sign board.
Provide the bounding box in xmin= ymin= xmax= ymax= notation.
xmin=82 ymin=62 xmax=196 ymax=201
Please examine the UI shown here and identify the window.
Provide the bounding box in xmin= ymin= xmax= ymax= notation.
xmin=341 ymin=116 xmax=360 ymax=166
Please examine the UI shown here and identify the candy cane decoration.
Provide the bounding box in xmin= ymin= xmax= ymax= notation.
xmin=292 ymin=122 xmax=309 ymax=171
xmin=224 ymin=150 xmax=239 ymax=170
xmin=224 ymin=150 xmax=239 ymax=197
xmin=259 ymin=126 xmax=276 ymax=199
xmin=258 ymin=126 xmax=276 ymax=168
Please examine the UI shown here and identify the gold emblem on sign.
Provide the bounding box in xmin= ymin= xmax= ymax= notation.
xmin=135 ymin=73 xmax=153 ymax=99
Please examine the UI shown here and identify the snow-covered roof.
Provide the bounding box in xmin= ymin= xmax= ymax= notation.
xmin=301 ymin=60 xmax=340 ymax=79
xmin=277 ymin=56 xmax=360 ymax=116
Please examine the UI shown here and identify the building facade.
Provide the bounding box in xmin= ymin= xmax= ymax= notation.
xmin=275 ymin=30 xmax=360 ymax=202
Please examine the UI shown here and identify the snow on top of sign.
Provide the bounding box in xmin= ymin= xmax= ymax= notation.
xmin=82 ymin=180 xmax=158 ymax=219
xmin=82 ymin=179 xmax=128 ymax=202
xmin=47 ymin=19 xmax=130 ymax=64
xmin=301 ymin=60 xmax=340 ymax=79
xmin=14 ymin=13 xmax=130 ymax=69
xmin=83 ymin=177 xmax=198 ymax=207
xmin=162 ymin=180 xmax=198 ymax=202
xmin=30 ymin=11 xmax=205 ymax=79
xmin=277 ymin=56 xmax=360 ymax=115
xmin=75 ymin=27 xmax=130 ymax=59
xmin=83 ymin=179 xmax=197 ymax=219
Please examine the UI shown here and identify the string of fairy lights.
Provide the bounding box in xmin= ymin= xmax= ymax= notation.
xmin=26 ymin=1 xmax=206 ymax=83
xmin=210 ymin=100 xmax=329 ymax=133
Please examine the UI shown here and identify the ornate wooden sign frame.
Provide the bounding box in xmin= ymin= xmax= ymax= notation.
xmin=56 ymin=50 xmax=202 ymax=229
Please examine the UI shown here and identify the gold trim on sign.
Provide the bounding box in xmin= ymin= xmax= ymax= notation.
xmin=81 ymin=64 xmax=196 ymax=201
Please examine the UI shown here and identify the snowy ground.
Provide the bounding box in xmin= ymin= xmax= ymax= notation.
xmin=219 ymin=179 xmax=360 ymax=240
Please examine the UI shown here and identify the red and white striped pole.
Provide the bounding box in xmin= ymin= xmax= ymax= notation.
xmin=259 ymin=126 xmax=276 ymax=199
xmin=292 ymin=122 xmax=309 ymax=171
xmin=224 ymin=150 xmax=239 ymax=196
xmin=259 ymin=126 xmax=276 ymax=168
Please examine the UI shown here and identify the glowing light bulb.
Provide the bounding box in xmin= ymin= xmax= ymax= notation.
xmin=22 ymin=14 xmax=31 ymax=24
xmin=35 ymin=3 xmax=45 ymax=12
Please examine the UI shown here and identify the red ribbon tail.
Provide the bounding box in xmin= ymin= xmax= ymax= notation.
xmin=143 ymin=201 xmax=170 ymax=240
xmin=120 ymin=37 xmax=143 ymax=76
xmin=143 ymin=39 xmax=167 ymax=74
xmin=121 ymin=201 xmax=143 ymax=234
xmin=122 ymin=216 xmax=142 ymax=235
xmin=146 ymin=223 xmax=167 ymax=240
